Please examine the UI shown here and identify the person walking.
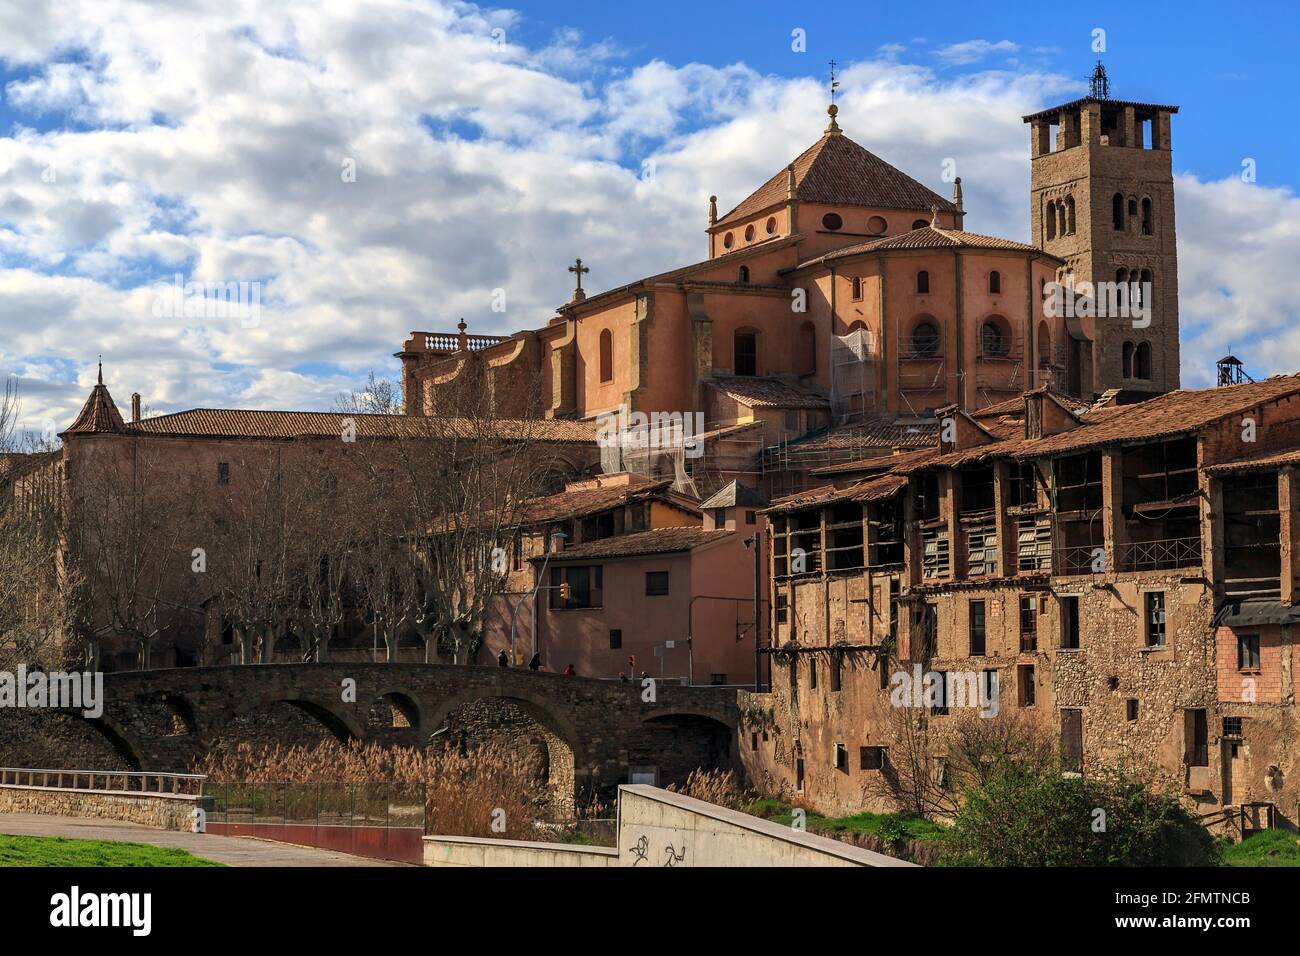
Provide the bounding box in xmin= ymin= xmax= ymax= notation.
xmin=528 ymin=652 xmax=541 ymax=671
xmin=498 ymin=649 xmax=509 ymax=667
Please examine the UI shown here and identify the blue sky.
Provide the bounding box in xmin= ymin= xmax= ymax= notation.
xmin=0 ymin=0 xmax=1297 ymax=430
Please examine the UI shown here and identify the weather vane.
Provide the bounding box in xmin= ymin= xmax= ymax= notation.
xmin=828 ymin=59 xmax=840 ymax=104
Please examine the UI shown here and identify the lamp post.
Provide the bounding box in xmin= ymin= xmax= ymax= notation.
xmin=510 ymin=528 xmax=567 ymax=666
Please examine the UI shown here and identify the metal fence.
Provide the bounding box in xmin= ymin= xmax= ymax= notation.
xmin=1118 ymin=536 xmax=1202 ymax=573
xmin=0 ymin=767 xmax=206 ymax=796
xmin=207 ymin=781 xmax=425 ymax=829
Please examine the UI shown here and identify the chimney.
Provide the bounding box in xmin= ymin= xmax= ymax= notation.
xmin=130 ymin=392 xmax=141 ymax=423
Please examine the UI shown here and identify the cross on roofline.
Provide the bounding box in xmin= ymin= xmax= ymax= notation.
xmin=828 ymin=59 xmax=839 ymax=105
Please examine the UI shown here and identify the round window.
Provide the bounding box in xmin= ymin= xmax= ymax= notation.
xmin=867 ymin=216 xmax=888 ymax=235
xmin=723 ymin=232 xmax=734 ymax=249
xmin=911 ymin=322 xmax=940 ymax=356
xmin=821 ymin=212 xmax=843 ymax=231
xmin=765 ymin=217 xmax=777 ymax=234
xmin=744 ymin=224 xmax=755 ymax=242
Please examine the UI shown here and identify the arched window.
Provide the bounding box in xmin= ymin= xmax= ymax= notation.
xmin=988 ymin=271 xmax=1001 ymax=295
xmin=1128 ymin=197 xmax=1138 ymax=228
xmin=598 ymin=329 xmax=613 ymax=383
xmin=1141 ymin=197 xmax=1153 ymax=235
xmin=851 ymin=276 xmax=863 ymax=300
xmin=1134 ymin=342 xmax=1152 ymax=380
xmin=916 ymin=270 xmax=930 ymax=294
xmin=910 ymin=320 xmax=940 ymax=357
xmin=723 ymin=232 xmax=734 ymax=249
xmin=738 ymin=265 xmax=750 ymax=283
xmin=1037 ymin=320 xmax=1051 ymax=368
xmin=1046 ymin=201 xmax=1056 ymax=240
xmin=1122 ymin=341 xmax=1135 ymax=379
xmin=1112 ymin=193 xmax=1125 ymax=231
xmin=1057 ymin=202 xmax=1067 ymax=238
xmin=912 ymin=219 xmax=929 ymax=230
xmin=797 ymin=322 xmax=817 ymax=376
xmin=1066 ymin=195 xmax=1076 ymax=234
xmin=847 ymin=320 xmax=867 ymax=333
xmin=734 ymin=330 xmax=758 ymax=376
xmin=981 ymin=317 xmax=1009 ymax=356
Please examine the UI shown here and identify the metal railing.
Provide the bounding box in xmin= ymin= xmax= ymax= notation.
xmin=1053 ymin=544 xmax=1101 ymax=575
xmin=0 ymin=767 xmax=206 ymax=796
xmin=207 ymin=781 xmax=425 ymax=830
xmin=1118 ymin=536 xmax=1202 ymax=573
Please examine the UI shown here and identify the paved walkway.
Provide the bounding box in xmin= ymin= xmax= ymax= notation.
xmin=0 ymin=814 xmax=402 ymax=866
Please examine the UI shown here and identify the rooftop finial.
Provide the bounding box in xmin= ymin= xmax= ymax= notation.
xmin=568 ymin=257 xmax=590 ymax=302
xmin=97 ymin=356 xmax=102 ymax=386
xmin=930 ymin=204 xmax=939 ymax=226
xmin=825 ymin=59 xmax=842 ymax=134
xmin=1090 ymin=59 xmax=1110 ymax=99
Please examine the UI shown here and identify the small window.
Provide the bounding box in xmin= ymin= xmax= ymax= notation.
xmin=1112 ymin=192 xmax=1125 ymax=231
xmin=1144 ymin=591 xmax=1166 ymax=647
xmin=1238 ymin=633 xmax=1261 ymax=671
xmin=1060 ymin=595 xmax=1080 ymax=649
xmin=851 ymin=276 xmax=863 ymax=300
xmin=609 ymin=628 xmax=622 ymax=649
xmin=1141 ymin=197 xmax=1153 ymax=235
xmin=1018 ymin=664 xmax=1035 ymax=707
xmin=217 ymin=461 xmax=230 ymax=485
xmin=809 ymin=659 xmax=817 ymax=689
xmin=745 ymin=510 xmax=757 ymax=525
xmin=750 ymin=732 xmax=759 ymax=751
xmin=723 ymin=232 xmax=734 ymax=249
xmin=930 ymin=670 xmax=949 ymax=715
xmin=988 ymin=271 xmax=1001 ymax=295
xmin=969 ymin=600 xmax=986 ymax=656
xmin=775 ymin=592 xmax=788 ymax=624
xmin=867 ymin=215 xmax=887 ymax=235
xmin=834 ymin=743 xmax=848 ymax=773
xmin=645 ymin=571 xmax=670 ymax=596
xmin=598 ymin=328 xmax=613 ymax=383
xmin=796 ymin=757 xmax=805 ymax=792
xmin=744 ymin=224 xmax=755 ymax=242
xmin=710 ymin=673 xmax=726 ymax=685
xmin=829 ymin=653 xmax=842 ymax=692
xmin=1134 ymin=342 xmax=1152 ymax=380
xmin=912 ymin=219 xmax=928 ymax=230
xmin=738 ymin=265 xmax=750 ymax=283
xmin=916 ymin=270 xmax=930 ymax=294
xmin=734 ymin=331 xmax=757 ymax=376
xmin=713 ymin=508 xmax=727 ymax=528
xmin=765 ymin=216 xmax=777 ymax=235
xmin=1185 ymin=709 xmax=1208 ymax=767
xmin=1223 ymin=716 xmax=1243 ymax=738
xmin=821 ymin=212 xmax=843 ymax=231
xmin=1019 ymin=595 xmax=1038 ymax=651
xmin=910 ymin=321 xmax=940 ymax=356
xmin=1126 ymin=698 xmax=1139 ymax=721
xmin=860 ymin=746 xmax=886 ymax=770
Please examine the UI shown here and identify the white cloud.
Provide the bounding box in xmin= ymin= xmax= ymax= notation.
xmin=0 ymin=0 xmax=1294 ymax=431
xmin=934 ymin=39 xmax=1019 ymax=66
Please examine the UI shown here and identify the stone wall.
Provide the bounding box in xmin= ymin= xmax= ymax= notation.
xmin=0 ymin=784 xmax=206 ymax=831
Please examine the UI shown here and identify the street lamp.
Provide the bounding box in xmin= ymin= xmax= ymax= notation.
xmin=509 ymin=528 xmax=567 ymax=666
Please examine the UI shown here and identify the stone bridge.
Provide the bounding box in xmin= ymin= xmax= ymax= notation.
xmin=70 ymin=664 xmax=740 ymax=804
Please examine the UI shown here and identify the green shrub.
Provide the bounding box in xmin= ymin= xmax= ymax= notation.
xmin=942 ymin=761 xmax=1220 ymax=867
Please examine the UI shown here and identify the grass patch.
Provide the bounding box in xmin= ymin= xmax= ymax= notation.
xmin=0 ymin=834 xmax=223 ymax=867
xmin=743 ymin=799 xmax=945 ymax=843
xmin=1224 ymin=829 xmax=1300 ymax=867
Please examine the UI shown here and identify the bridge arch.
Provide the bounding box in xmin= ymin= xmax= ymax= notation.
xmin=426 ymin=691 xmax=582 ymax=814
xmin=367 ymin=688 xmax=422 ymax=732
xmin=79 ymin=715 xmax=145 ymax=771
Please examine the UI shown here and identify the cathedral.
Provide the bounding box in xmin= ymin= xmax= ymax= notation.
xmin=398 ymin=66 xmax=1181 ymax=499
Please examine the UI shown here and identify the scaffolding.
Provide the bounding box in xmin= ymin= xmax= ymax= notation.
xmin=830 ymin=328 xmax=879 ymax=425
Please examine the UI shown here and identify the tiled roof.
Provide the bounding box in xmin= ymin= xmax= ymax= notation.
xmin=783 ymin=420 xmax=937 ymax=454
xmin=63 ymin=383 xmax=126 ymax=435
xmin=794 ymin=225 xmax=1045 ymax=270
xmin=810 ymin=448 xmax=933 ymax=477
xmin=709 ymin=376 xmax=830 ymax=409
xmin=971 ymin=388 xmax=1091 ymax=419
xmin=699 ymin=480 xmax=769 ymax=510
xmin=516 ymin=479 xmax=690 ymax=525
xmin=1014 ymin=375 xmax=1300 ymax=458
xmin=716 ymin=132 xmax=956 ymax=226
xmin=538 ymin=527 xmax=732 ymax=561
xmin=113 ymin=408 xmax=598 ymax=444
xmin=764 ymin=473 xmax=908 ymax=515
xmin=1205 ymin=448 xmax=1300 ymax=475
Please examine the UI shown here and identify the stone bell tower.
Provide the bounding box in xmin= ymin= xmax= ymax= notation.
xmin=1024 ymin=62 xmax=1180 ymax=399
